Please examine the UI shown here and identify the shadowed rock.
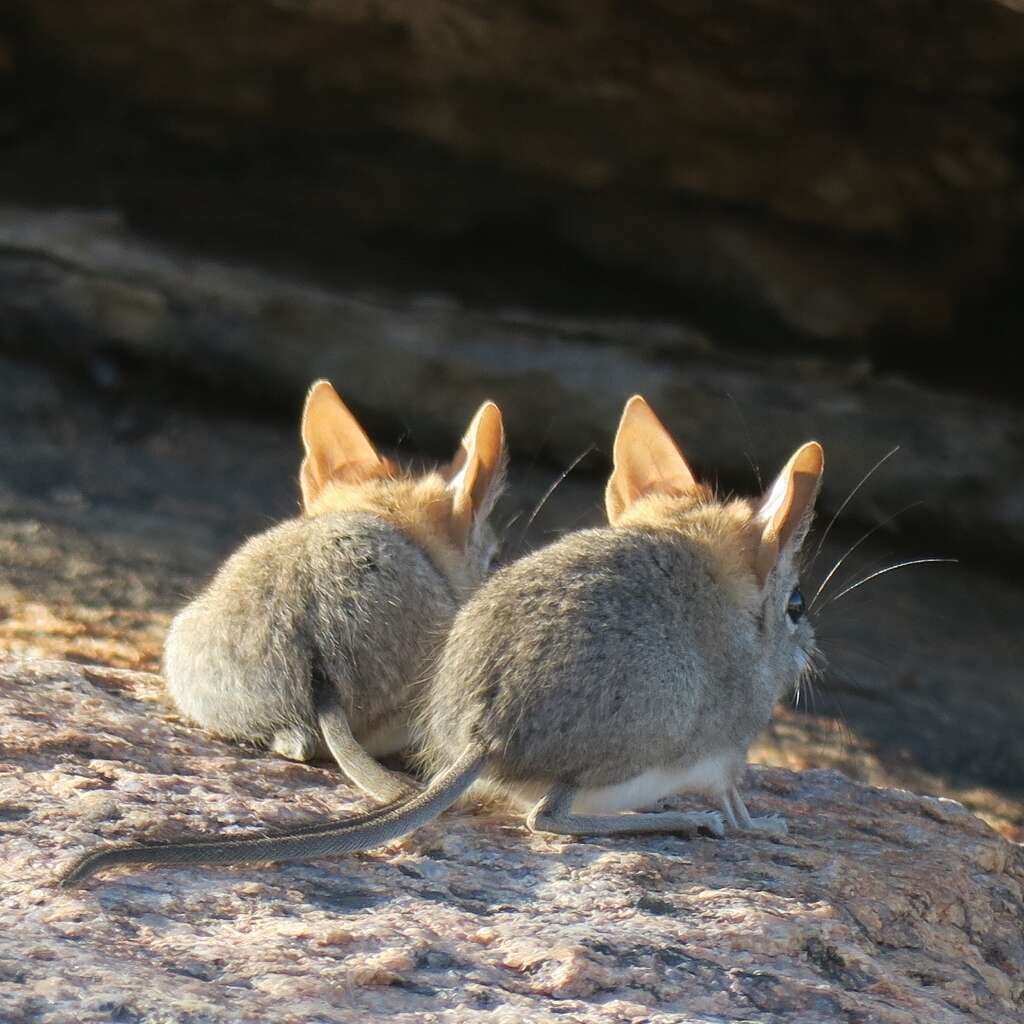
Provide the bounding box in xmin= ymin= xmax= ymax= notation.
xmin=1 ymin=207 xmax=1022 ymax=561
xmin=4 ymin=1 xmax=1024 ymax=348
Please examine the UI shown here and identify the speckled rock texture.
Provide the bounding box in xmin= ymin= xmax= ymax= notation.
xmin=3 ymin=658 xmax=1022 ymax=1023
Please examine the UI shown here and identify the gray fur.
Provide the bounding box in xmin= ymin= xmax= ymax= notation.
xmin=164 ymin=512 xmax=461 ymax=800
xmin=418 ymin=522 xmax=815 ymax=795
xmin=55 ymin=385 xmax=510 ymax=885
xmin=60 ymin=510 xmax=816 ymax=885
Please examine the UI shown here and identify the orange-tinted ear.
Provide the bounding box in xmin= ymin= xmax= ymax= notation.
xmin=605 ymin=395 xmax=699 ymax=525
xmin=446 ymin=401 xmax=506 ymax=545
xmin=754 ymin=441 xmax=824 ymax=583
xmin=299 ymin=380 xmax=390 ymax=510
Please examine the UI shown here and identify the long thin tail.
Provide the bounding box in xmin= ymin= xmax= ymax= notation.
xmin=57 ymin=746 xmax=486 ymax=887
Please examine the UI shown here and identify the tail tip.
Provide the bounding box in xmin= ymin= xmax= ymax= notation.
xmin=54 ymin=857 xmax=92 ymax=889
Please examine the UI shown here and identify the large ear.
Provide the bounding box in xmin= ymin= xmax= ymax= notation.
xmin=605 ymin=395 xmax=699 ymax=525
xmin=299 ymin=380 xmax=389 ymax=510
xmin=446 ymin=401 xmax=506 ymax=545
xmin=754 ymin=441 xmax=824 ymax=584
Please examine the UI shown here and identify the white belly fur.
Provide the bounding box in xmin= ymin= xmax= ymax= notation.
xmin=571 ymin=753 xmax=733 ymax=815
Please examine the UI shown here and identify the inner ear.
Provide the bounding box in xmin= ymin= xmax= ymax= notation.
xmin=447 ymin=401 xmax=506 ymax=545
xmin=754 ymin=441 xmax=824 ymax=583
xmin=299 ymin=380 xmax=389 ymax=509
xmin=606 ymin=395 xmax=698 ymax=525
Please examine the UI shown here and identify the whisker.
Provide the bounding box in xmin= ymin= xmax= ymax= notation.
xmin=502 ymin=511 xmax=523 ymax=534
xmin=825 ymin=688 xmax=856 ymax=753
xmin=818 ymin=558 xmax=958 ymax=611
xmin=798 ymin=663 xmax=856 ymax=753
xmin=814 ymin=640 xmax=896 ymax=672
xmin=804 ymin=674 xmax=818 ymax=715
xmin=724 ymin=391 xmax=763 ymax=491
xmin=809 ymin=500 xmax=924 ymax=610
xmin=515 ymin=445 xmax=596 ymax=553
xmin=815 ymin=542 xmax=904 ymax=611
xmin=795 ymin=678 xmax=805 ymax=711
xmin=807 ymin=445 xmax=901 ymax=572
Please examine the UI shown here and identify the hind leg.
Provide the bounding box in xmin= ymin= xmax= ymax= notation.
xmin=270 ymin=726 xmax=320 ymax=762
xmin=527 ymin=784 xmax=725 ymax=838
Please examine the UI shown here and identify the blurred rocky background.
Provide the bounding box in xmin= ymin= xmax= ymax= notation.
xmin=0 ymin=1 xmax=1022 ymax=838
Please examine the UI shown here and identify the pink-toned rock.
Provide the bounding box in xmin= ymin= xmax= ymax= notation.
xmin=2 ymin=657 xmax=1022 ymax=1023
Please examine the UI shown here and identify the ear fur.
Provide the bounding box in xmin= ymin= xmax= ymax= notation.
xmin=299 ymin=380 xmax=390 ymax=511
xmin=446 ymin=401 xmax=506 ymax=545
xmin=605 ymin=395 xmax=699 ymax=525
xmin=754 ymin=441 xmax=824 ymax=584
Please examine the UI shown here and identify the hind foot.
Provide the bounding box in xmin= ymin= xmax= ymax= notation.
xmin=270 ymin=727 xmax=319 ymax=762
xmin=745 ymin=814 xmax=788 ymax=835
xmin=721 ymin=787 xmax=787 ymax=836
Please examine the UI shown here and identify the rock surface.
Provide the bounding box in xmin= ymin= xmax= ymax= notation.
xmin=2 ymin=206 xmax=1023 ymax=561
xmin=2 ymin=657 xmax=1022 ymax=1023
xmin=4 ymin=1 xmax=1024 ymax=349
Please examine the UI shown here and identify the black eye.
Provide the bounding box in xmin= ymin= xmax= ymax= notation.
xmin=787 ymin=587 xmax=805 ymax=623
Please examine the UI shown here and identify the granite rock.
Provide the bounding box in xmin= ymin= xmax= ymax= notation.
xmin=2 ymin=658 xmax=1022 ymax=1023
